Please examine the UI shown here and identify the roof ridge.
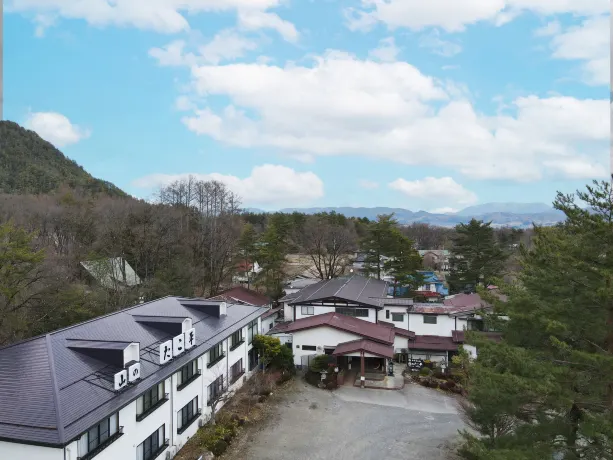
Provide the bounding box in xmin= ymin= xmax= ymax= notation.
xmin=45 ymin=334 xmax=64 ymax=443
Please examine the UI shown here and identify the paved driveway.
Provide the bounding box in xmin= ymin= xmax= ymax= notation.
xmin=224 ymin=378 xmax=464 ymax=460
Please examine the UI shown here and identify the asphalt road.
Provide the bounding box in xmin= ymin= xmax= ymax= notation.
xmin=225 ymin=378 xmax=465 ymax=460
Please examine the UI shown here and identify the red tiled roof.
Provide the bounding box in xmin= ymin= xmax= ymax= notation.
xmin=408 ymin=335 xmax=459 ymax=351
xmin=443 ymin=293 xmax=485 ymax=309
xmin=394 ymin=328 xmax=416 ymax=339
xmin=414 ymin=291 xmax=441 ymax=298
xmin=272 ymin=312 xmax=395 ymax=345
xmin=452 ymin=330 xmax=503 ymax=343
xmin=208 ymin=286 xmax=271 ymax=307
xmin=332 ymin=339 xmax=394 ymax=359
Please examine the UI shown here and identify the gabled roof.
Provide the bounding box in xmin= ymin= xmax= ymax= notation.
xmin=0 ymin=296 xmax=265 ymax=447
xmin=332 ymin=339 xmax=394 ymax=359
xmin=408 ymin=335 xmax=458 ymax=351
xmin=207 ymin=286 xmax=271 ymax=307
xmin=279 ymin=274 xmax=388 ymax=309
xmin=269 ymin=312 xmax=394 ymax=345
xmin=80 ymin=257 xmax=141 ymax=289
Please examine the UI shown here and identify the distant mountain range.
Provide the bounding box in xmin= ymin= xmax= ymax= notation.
xmin=245 ymin=203 xmax=566 ymax=228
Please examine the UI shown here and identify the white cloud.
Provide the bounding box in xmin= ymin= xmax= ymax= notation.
xmin=389 ymin=177 xmax=478 ymax=208
xmin=132 ymin=164 xmax=324 ymax=206
xmin=543 ymin=157 xmax=609 ymax=179
xmin=237 ymin=10 xmax=299 ymax=42
xmin=24 ymin=112 xmax=90 ymax=147
xmin=178 ymin=51 xmax=609 ymax=181
xmin=368 ymin=37 xmax=400 ymax=62
xmin=149 ymin=30 xmax=258 ymax=67
xmin=6 ymin=0 xmax=284 ymax=34
xmin=359 ymin=179 xmax=379 ymax=189
xmin=429 ymin=207 xmax=459 ymax=214
xmin=343 ymin=0 xmax=608 ymax=33
xmin=534 ymin=20 xmax=561 ymax=37
xmin=545 ymin=15 xmax=610 ymax=86
xmin=419 ymin=29 xmax=462 ymax=57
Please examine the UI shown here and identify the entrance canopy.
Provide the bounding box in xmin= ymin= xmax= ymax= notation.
xmin=331 ymin=339 xmax=394 ymax=359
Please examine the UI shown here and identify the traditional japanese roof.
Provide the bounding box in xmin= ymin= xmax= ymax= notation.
xmin=207 ymin=286 xmax=271 ymax=307
xmin=393 ymin=328 xmax=416 ymax=339
xmin=268 ymin=312 xmax=394 ymax=345
xmin=332 ymin=339 xmax=394 ymax=359
xmin=410 ymin=302 xmax=489 ymax=316
xmin=0 ymin=296 xmax=266 ymax=447
xmin=261 ymin=306 xmax=282 ymax=319
xmin=279 ymin=274 xmax=388 ymax=309
xmin=408 ymin=335 xmax=459 ymax=351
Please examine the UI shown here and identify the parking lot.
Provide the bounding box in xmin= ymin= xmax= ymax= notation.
xmin=224 ymin=378 xmax=465 ymax=460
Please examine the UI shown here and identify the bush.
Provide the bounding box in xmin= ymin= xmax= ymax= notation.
xmin=419 ymin=366 xmax=433 ymax=376
xmin=210 ymin=439 xmax=228 ymax=456
xmin=309 ymin=354 xmax=333 ymax=373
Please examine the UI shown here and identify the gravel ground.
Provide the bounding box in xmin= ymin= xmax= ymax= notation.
xmin=223 ymin=377 xmax=465 ymax=460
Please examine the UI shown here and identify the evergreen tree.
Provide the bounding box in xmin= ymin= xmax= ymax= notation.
xmin=459 ymin=178 xmax=613 ymax=460
xmin=383 ymin=233 xmax=424 ymax=297
xmin=237 ymin=223 xmax=258 ymax=289
xmin=360 ymin=214 xmax=402 ymax=280
xmin=448 ymin=218 xmax=508 ymax=294
xmin=255 ymin=220 xmax=288 ymax=301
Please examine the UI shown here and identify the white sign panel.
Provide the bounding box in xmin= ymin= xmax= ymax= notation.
xmin=114 ymin=370 xmax=128 ymax=391
xmin=173 ymin=333 xmax=185 ymax=356
xmin=128 ymin=362 xmax=141 ymax=382
xmin=159 ymin=340 xmax=173 ymax=365
xmin=185 ymin=328 xmax=196 ymax=350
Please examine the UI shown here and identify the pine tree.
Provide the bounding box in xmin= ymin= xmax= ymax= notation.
xmin=360 ymin=214 xmax=401 ymax=280
xmin=383 ymin=233 xmax=424 ymax=297
xmin=459 ymin=179 xmax=613 ymax=460
xmin=255 ymin=221 xmax=288 ymax=301
xmin=448 ymin=219 xmax=508 ymax=294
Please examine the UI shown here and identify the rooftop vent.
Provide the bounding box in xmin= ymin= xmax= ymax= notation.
xmin=180 ymin=299 xmax=228 ymax=318
xmin=132 ymin=315 xmax=191 ymax=335
xmin=66 ymin=340 xmax=140 ymax=368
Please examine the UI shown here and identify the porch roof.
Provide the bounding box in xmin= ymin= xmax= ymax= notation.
xmin=332 ymin=339 xmax=394 ymax=359
xmin=408 ymin=335 xmax=459 ymax=351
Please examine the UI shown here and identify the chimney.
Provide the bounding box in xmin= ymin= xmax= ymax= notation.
xmin=219 ymin=302 xmax=227 ymax=317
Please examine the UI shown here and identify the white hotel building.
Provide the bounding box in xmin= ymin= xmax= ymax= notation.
xmin=0 ymin=296 xmax=266 ymax=460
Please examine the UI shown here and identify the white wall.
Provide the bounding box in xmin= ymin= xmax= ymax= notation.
xmin=463 ymin=344 xmax=477 ymax=359
xmin=0 ymin=317 xmax=265 ymax=460
xmin=408 ymin=351 xmax=448 ymax=363
xmin=380 ymin=306 xmax=409 ymax=330
xmin=394 ymin=335 xmax=409 ymax=353
xmin=408 ymin=313 xmax=466 ymax=337
xmin=289 ymin=326 xmax=362 ymax=366
xmin=295 ymin=304 xmax=377 ymax=323
xmin=0 ymin=442 xmax=64 ymax=460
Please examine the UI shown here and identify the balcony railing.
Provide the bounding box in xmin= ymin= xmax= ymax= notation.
xmin=77 ymin=426 xmax=124 ymax=460
xmin=136 ymin=394 xmax=169 ymax=422
xmin=177 ymin=409 xmax=202 ymax=435
xmin=177 ymin=370 xmax=202 ymax=391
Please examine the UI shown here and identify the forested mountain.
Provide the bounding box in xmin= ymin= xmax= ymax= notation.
xmin=0 ymin=121 xmax=127 ymax=197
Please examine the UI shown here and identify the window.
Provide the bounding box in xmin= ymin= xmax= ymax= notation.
xmin=423 ymin=315 xmax=437 ymax=324
xmin=385 ymin=310 xmax=390 ymax=319
xmin=77 ymin=412 xmax=121 ymax=459
xmin=177 ymin=360 xmax=199 ymax=390
xmin=301 ymin=306 xmax=314 ymax=315
xmin=335 ymin=307 xmax=368 ymax=318
xmin=269 ymin=322 xmax=273 ymax=330
xmin=208 ymin=375 xmax=224 ymax=404
xmin=230 ymin=329 xmax=244 ymax=350
xmin=248 ymin=319 xmax=259 ymax=344
xmin=392 ymin=313 xmax=404 ymax=322
xmin=137 ymin=425 xmax=166 ymax=460
xmin=248 ymin=347 xmax=259 ymax=371
xmin=136 ymin=382 xmax=166 ymax=421
xmin=231 ymin=358 xmax=244 ymax=383
xmin=177 ymin=397 xmax=199 ymax=434
xmin=208 ymin=342 xmax=224 ymax=367
xmin=302 ymin=345 xmax=316 ymax=351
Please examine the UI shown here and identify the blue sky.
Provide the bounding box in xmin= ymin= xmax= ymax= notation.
xmin=4 ymin=0 xmax=610 ymax=212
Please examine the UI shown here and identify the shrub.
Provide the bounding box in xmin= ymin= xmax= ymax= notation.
xmin=210 ymin=439 xmax=229 ymax=456
xmin=309 ymin=354 xmax=333 ymax=373
xmin=419 ymin=366 xmax=432 ymax=376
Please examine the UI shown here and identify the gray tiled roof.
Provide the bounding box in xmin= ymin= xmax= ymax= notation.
xmin=279 ymin=275 xmax=388 ymax=308
xmin=0 ymin=296 xmax=265 ymax=447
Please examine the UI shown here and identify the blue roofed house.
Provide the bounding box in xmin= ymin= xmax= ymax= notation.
xmin=386 ymin=271 xmax=448 ymax=298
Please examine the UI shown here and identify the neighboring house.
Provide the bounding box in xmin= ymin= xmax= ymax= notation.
xmin=418 ymin=250 xmax=450 ymax=272
xmin=279 ymin=274 xmax=390 ymax=324
xmin=387 ymin=271 xmax=449 ymax=297
xmin=207 ymin=286 xmax=271 ymax=308
xmin=0 ymin=297 xmax=266 ymax=460
xmin=261 ymin=307 xmax=283 ymax=333
xmin=232 ymin=260 xmax=262 ymax=286
xmin=284 ymin=276 xmax=321 ymax=296
xmin=80 ymin=257 xmax=141 ymax=290
xmin=268 ymin=312 xmax=399 ymax=372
